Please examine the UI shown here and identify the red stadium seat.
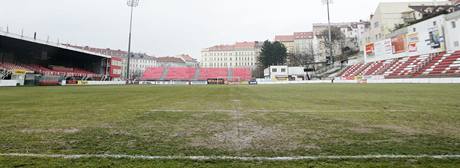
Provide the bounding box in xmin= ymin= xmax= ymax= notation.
xmin=142 ymin=67 xmax=164 ymax=80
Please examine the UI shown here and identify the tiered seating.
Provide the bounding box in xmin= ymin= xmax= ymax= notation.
xmin=383 ymin=55 xmax=430 ymax=78
xmin=336 ymin=66 xmax=353 ymax=77
xmin=231 ymin=68 xmax=252 ymax=81
xmin=199 ymin=68 xmax=229 ymax=80
xmin=338 ymin=63 xmax=365 ymax=80
xmin=350 ymin=62 xmax=372 ymax=77
xmin=142 ymin=67 xmax=164 ymax=80
xmin=0 ymin=62 xmax=32 ymax=72
xmin=0 ymin=62 xmax=100 ymax=78
xmin=142 ymin=67 xmax=251 ymax=81
xmin=337 ymin=51 xmax=460 ymax=80
xmin=416 ymin=52 xmax=460 ymax=77
xmin=361 ymin=60 xmax=393 ymax=76
xmin=164 ymin=67 xmax=196 ymax=80
xmin=374 ymin=59 xmax=399 ymax=75
xmin=24 ymin=64 xmax=99 ymax=77
xmin=357 ymin=61 xmax=383 ymax=76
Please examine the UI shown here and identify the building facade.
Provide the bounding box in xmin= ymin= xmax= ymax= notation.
xmin=63 ymin=44 xmax=158 ymax=79
xmin=201 ymin=41 xmax=262 ymax=69
xmin=178 ymin=54 xmax=200 ymax=67
xmin=274 ymin=35 xmax=295 ymax=54
xmin=446 ymin=11 xmax=460 ymax=52
xmin=313 ymin=21 xmax=370 ymax=50
xmin=363 ymin=1 xmax=452 ymax=45
xmin=156 ymin=56 xmax=188 ymax=67
xmin=126 ymin=53 xmax=158 ymax=79
xmin=293 ymin=32 xmax=316 ymax=55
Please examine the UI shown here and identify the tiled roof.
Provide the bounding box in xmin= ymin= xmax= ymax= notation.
xmin=156 ymin=56 xmax=185 ymax=63
xmin=206 ymin=41 xmax=258 ymax=51
xmin=178 ymin=54 xmax=197 ymax=63
xmin=294 ymin=32 xmax=314 ymax=39
xmin=275 ymin=35 xmax=295 ymax=42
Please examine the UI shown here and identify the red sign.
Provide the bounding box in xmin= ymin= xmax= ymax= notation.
xmin=110 ymin=57 xmax=123 ymax=78
xmin=366 ymin=43 xmax=375 ymax=57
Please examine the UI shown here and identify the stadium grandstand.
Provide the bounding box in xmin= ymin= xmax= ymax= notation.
xmin=337 ymin=52 xmax=460 ymax=79
xmin=142 ymin=67 xmax=252 ymax=83
xmin=337 ymin=10 xmax=460 ymax=81
xmin=0 ymin=30 xmax=120 ymax=86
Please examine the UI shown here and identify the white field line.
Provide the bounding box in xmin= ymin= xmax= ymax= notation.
xmin=0 ymin=153 xmax=460 ymax=161
xmin=149 ymin=109 xmax=415 ymax=113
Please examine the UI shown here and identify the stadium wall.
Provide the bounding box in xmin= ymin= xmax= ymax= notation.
xmin=0 ymin=80 xmax=18 ymax=87
xmin=365 ymin=14 xmax=451 ymax=63
xmin=257 ymin=78 xmax=460 ymax=84
xmin=445 ymin=11 xmax=460 ymax=52
xmin=86 ymin=81 xmax=126 ymax=85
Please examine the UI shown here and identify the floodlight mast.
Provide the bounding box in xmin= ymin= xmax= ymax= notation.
xmin=126 ymin=0 xmax=139 ymax=80
xmin=322 ymin=0 xmax=334 ymax=65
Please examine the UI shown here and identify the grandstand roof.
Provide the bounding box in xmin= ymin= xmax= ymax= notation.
xmin=0 ymin=31 xmax=111 ymax=59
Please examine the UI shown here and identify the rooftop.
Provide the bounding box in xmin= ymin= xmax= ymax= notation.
xmin=156 ymin=56 xmax=186 ymax=63
xmin=294 ymin=32 xmax=314 ymax=39
xmin=275 ymin=35 xmax=295 ymax=42
xmin=205 ymin=41 xmax=260 ymax=51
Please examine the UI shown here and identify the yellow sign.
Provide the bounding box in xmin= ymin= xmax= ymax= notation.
xmin=13 ymin=69 xmax=27 ymax=75
xmin=77 ymin=81 xmax=88 ymax=85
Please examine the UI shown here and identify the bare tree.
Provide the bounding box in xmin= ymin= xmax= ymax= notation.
xmin=288 ymin=42 xmax=316 ymax=66
xmin=320 ymin=26 xmax=358 ymax=64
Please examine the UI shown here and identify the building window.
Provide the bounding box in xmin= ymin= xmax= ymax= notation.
xmin=433 ymin=21 xmax=437 ymax=26
xmin=413 ymin=28 xmax=416 ymax=32
xmin=281 ymin=68 xmax=286 ymax=72
xmin=452 ymin=21 xmax=457 ymax=29
xmin=272 ymin=68 xmax=277 ymax=73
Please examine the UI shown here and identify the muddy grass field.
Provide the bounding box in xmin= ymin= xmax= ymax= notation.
xmin=0 ymin=84 xmax=459 ymax=167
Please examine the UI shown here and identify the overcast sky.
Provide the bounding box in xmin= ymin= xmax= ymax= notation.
xmin=0 ymin=0 xmax=420 ymax=59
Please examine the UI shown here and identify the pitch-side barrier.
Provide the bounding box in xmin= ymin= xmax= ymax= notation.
xmin=257 ymin=78 xmax=460 ymax=84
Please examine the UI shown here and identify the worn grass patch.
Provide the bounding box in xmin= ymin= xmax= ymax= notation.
xmin=0 ymin=84 xmax=460 ymax=166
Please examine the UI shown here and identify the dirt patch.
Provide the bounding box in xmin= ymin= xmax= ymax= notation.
xmin=189 ymin=120 xmax=318 ymax=152
xmin=348 ymin=127 xmax=374 ymax=134
xmin=373 ymin=125 xmax=421 ymax=135
xmin=20 ymin=128 xmax=80 ymax=134
xmin=189 ymin=100 xmax=321 ymax=152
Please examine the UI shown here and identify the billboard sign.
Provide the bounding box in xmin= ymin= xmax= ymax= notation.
xmin=374 ymin=39 xmax=393 ymax=57
xmin=392 ymin=34 xmax=407 ymax=54
xmin=407 ymin=33 xmax=419 ymax=53
xmin=427 ymin=27 xmax=444 ymax=50
xmin=365 ymin=43 xmax=375 ymax=57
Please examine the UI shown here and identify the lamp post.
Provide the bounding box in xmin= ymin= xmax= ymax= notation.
xmin=126 ymin=0 xmax=139 ymax=80
xmin=322 ymin=0 xmax=334 ymax=65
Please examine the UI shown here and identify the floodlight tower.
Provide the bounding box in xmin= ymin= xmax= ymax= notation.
xmin=126 ymin=0 xmax=140 ymax=80
xmin=322 ymin=0 xmax=334 ymax=65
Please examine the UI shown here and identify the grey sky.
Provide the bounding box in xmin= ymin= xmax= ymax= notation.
xmin=0 ymin=0 xmax=416 ymax=59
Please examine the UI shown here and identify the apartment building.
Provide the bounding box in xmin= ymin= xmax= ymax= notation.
xmin=201 ymin=41 xmax=262 ymax=69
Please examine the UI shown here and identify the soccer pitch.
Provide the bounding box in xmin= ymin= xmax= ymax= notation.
xmin=0 ymin=84 xmax=460 ymax=167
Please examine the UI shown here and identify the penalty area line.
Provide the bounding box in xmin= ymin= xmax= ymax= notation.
xmin=0 ymin=153 xmax=460 ymax=161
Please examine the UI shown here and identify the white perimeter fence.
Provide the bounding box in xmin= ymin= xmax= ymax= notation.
xmin=0 ymin=80 xmax=18 ymax=87
xmin=257 ymin=78 xmax=460 ymax=84
xmin=2 ymin=78 xmax=460 ymax=87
